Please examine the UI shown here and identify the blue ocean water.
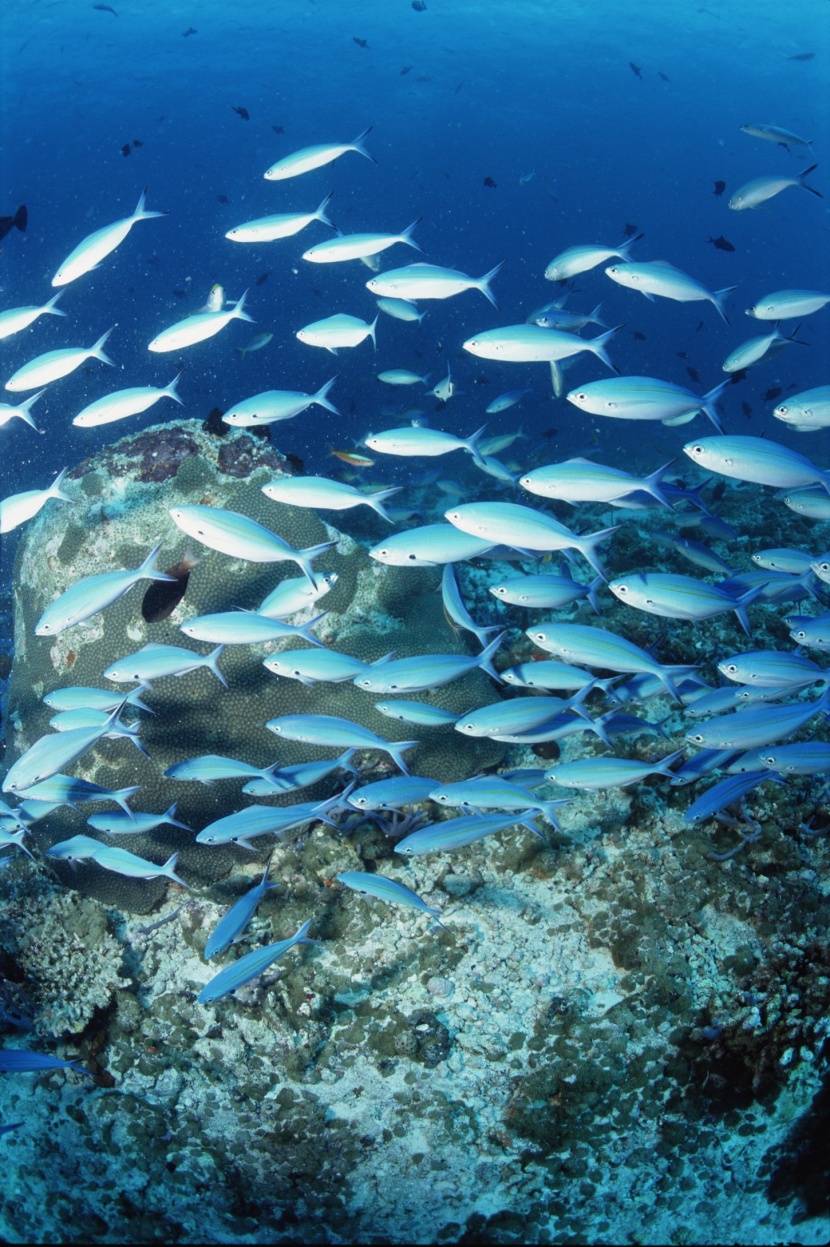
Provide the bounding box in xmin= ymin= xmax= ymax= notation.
xmin=0 ymin=0 xmax=829 ymax=1242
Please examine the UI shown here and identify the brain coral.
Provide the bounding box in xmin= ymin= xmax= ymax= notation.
xmin=6 ymin=420 xmax=504 ymax=909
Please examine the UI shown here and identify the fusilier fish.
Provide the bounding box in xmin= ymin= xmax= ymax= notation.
xmin=103 ymin=642 xmax=227 ymax=688
xmin=337 ymin=872 xmax=445 ymax=927
xmin=222 ymin=377 xmax=339 ymax=426
xmin=266 ymin=714 xmax=417 ymax=774
xmin=745 ymin=290 xmax=830 ymax=320
xmin=545 ymin=750 xmax=684 ymax=790
xmin=444 ymin=501 xmax=618 ymax=579
xmin=0 ymin=469 xmax=71 ymax=533
xmin=377 ymin=370 xmax=431 ymax=387
xmin=773 ymin=386 xmax=830 ymax=430
xmin=485 ymin=388 xmax=532 ymax=413
xmin=225 ymin=192 xmax=335 ymax=242
xmin=740 ymin=122 xmax=813 ymax=153
xmin=722 ymin=325 xmax=806 ymax=373
xmin=87 ymin=844 xmax=189 ymax=886
xmin=520 ymin=457 xmax=672 ymax=506
xmin=302 ymin=219 xmax=421 ymax=263
xmin=263 ymin=127 xmax=375 ymax=180
xmin=0 ymin=292 xmax=65 ymax=341
xmin=73 ymin=372 xmax=183 ymax=427
xmin=148 ymin=292 xmax=253 ymax=353
xmin=169 ymin=504 xmax=335 ymax=585
xmin=261 ymin=475 xmax=400 ymax=522
xmin=566 ymin=377 xmax=727 ymax=431
xmin=205 ymin=860 xmax=279 ymax=959
xmin=352 ymin=633 xmax=504 ymax=695
xmin=462 ymin=324 xmax=621 ymax=370
xmin=366 ymin=261 xmax=504 ymax=307
xmin=5 ymin=329 xmax=114 ymax=391
xmin=544 ymin=234 xmax=643 ymax=281
xmin=3 ymin=707 xmax=125 ymax=793
xmin=257 ymin=572 xmax=338 ymax=619
xmin=368 ymin=523 xmax=495 ymax=567
xmin=197 ymin=920 xmax=315 ymax=1004
xmin=608 ymin=572 xmax=760 ymax=634
xmin=264 ymin=649 xmax=370 ymax=685
xmin=489 ymin=568 xmax=601 ymax=612
xmin=35 ymin=543 xmax=175 ymax=635
xmin=364 ymin=424 xmax=486 ymax=464
xmin=52 ymin=189 xmax=166 ymax=286
xmin=526 ymin=622 xmax=693 ymax=702
xmin=179 ymin=610 xmax=326 ymax=647
xmin=683 ymin=435 xmax=830 ymax=494
xmin=605 ymin=260 xmax=735 ymax=323
xmin=728 ymin=164 xmax=821 ymax=210
xmin=86 ymin=802 xmax=190 ymax=836
xmin=375 ymin=297 xmax=425 ymax=323
xmin=295 ymin=313 xmax=378 ymax=353
xmin=394 ymin=812 xmax=540 ymax=856
xmin=0 ymin=392 xmax=45 ymax=431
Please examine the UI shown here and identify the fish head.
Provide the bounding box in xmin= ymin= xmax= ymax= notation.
xmin=608 ymin=576 xmax=646 ymax=605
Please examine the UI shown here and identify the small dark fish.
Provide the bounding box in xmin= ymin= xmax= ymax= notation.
xmin=400 ymin=66 xmax=412 ymax=75
xmin=93 ymin=3 xmax=117 ymax=12
xmin=786 ymin=52 xmax=815 ymax=61
xmin=133 ymin=139 xmax=143 ymax=149
xmin=629 ymin=62 xmax=642 ymax=78
xmin=120 ymin=144 xmax=131 ymax=157
xmin=622 ymin=222 xmax=639 ymax=238
xmin=142 ymin=555 xmax=197 ymax=623
xmin=713 ymin=180 xmax=726 ymax=197
xmin=182 ymin=26 xmax=197 ymax=37
xmin=0 ymin=206 xmax=26 ymax=242
xmin=412 ymin=0 xmax=427 ymax=10
xmin=271 ymin=124 xmax=284 ymax=134
xmin=542 ymin=426 xmax=558 ymax=439
xmin=707 ymin=234 xmax=735 ymax=252
xmin=216 ymin=194 xmax=229 ymax=204
xmin=742 ymin=401 xmax=753 ymax=418
xmin=658 ymin=71 xmax=670 ymax=81
xmin=353 ymin=37 xmax=368 ymax=48
xmin=710 ymin=481 xmax=727 ymax=503
xmin=695 ymin=321 xmax=705 ymax=331
xmin=729 ymin=369 xmax=747 ymax=384
xmin=285 ymin=451 xmax=305 ymax=473
xmin=686 ymin=366 xmax=702 ymax=384
xmin=764 ymin=386 xmax=783 ymax=401
xmin=483 ymin=176 xmax=497 ymax=188
xmin=232 ymin=106 xmax=249 ymax=120
xmin=172 ymin=288 xmax=186 ymax=299
xmin=204 ymin=407 xmax=228 ymax=437
xmin=632 ymin=330 xmax=646 ymax=341
xmin=255 ymin=271 xmax=271 ymax=286
xmin=677 ymin=350 xmax=688 ymax=359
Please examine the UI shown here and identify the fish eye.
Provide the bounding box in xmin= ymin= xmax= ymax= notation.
xmin=724 ymin=663 xmax=738 ymax=674
xmin=689 ymin=733 xmax=704 ymax=744
xmin=615 ymin=584 xmax=629 ymax=595
xmin=775 ymin=406 xmax=787 ymax=416
xmin=795 ymin=630 xmax=807 ymax=641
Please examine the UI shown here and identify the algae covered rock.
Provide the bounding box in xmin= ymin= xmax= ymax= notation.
xmin=6 ymin=420 xmax=504 ymax=906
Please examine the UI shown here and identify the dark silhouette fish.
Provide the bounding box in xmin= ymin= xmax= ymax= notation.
xmin=764 ymin=387 xmax=783 ymax=401
xmin=142 ymin=556 xmax=197 ymax=624
xmin=677 ymin=350 xmax=688 ymax=359
xmin=786 ymin=52 xmax=815 ymax=61
xmin=121 ymin=144 xmax=131 ymax=157
xmin=412 ymin=0 xmax=427 ymax=10
xmin=182 ymin=26 xmax=196 ymax=36
xmin=0 ymin=206 xmax=26 ymax=242
xmin=729 ymin=369 xmax=748 ymax=384
xmin=255 ymin=271 xmax=271 ymax=286
xmin=713 ymin=180 xmax=726 ymax=197
xmin=272 ymin=124 xmax=284 ymax=134
xmin=216 ymin=194 xmax=229 ymax=204
xmin=353 ymin=37 xmax=368 ymax=47
xmin=629 ymin=62 xmax=643 ymax=78
xmin=232 ymin=106 xmax=249 ymax=120
xmin=203 ymin=407 xmax=228 ymax=437
xmin=632 ymin=330 xmax=646 ymax=340
xmin=742 ymin=401 xmax=752 ymax=418
xmin=622 ymin=222 xmax=639 ymax=238
xmin=400 ymin=66 xmax=412 ymax=75
xmin=483 ymin=176 xmax=497 ymax=188
xmin=658 ymin=71 xmax=670 ymax=81
xmin=93 ymin=3 xmax=117 ymax=12
xmin=708 ymin=234 xmax=735 ymax=252
xmin=686 ymin=366 xmax=702 ymax=384
xmin=133 ymin=139 xmax=142 ymax=149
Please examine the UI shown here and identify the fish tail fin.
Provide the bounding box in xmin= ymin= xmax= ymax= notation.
xmin=464 ymin=423 xmax=488 ymax=466
xmin=713 ymin=286 xmax=738 ymax=325
xmin=644 ymin=459 xmax=675 ymax=508
xmin=577 ymin=524 xmax=619 ymax=581
xmin=233 ymin=289 xmax=255 ymax=323
xmin=401 ymin=217 xmax=423 ymax=251
xmin=45 ymin=291 xmax=66 ymax=317
xmin=113 ymin=785 xmax=141 ymax=816
xmin=47 ymin=467 xmax=73 ymax=503
xmin=161 ymin=851 xmax=190 ymax=889
xmin=165 ymin=801 xmax=192 ymax=831
xmin=315 ymin=191 xmax=335 ymax=227
xmin=92 ymin=326 xmax=116 ymax=365
xmin=134 ymin=187 xmax=166 ymax=220
xmin=295 ymin=611 xmax=328 ymax=648
xmin=140 ymin=542 xmax=178 ymax=582
xmin=702 ymin=380 xmax=729 ymax=431
xmin=125 ymin=689 xmax=154 ymax=714
xmin=590 ymin=324 xmax=624 ymax=373
xmin=586 ymin=574 xmax=604 ymax=614
xmin=13 ymin=205 xmax=26 ymax=232
xmin=656 ymin=669 xmax=682 ymax=703
xmin=588 ymin=302 xmax=606 ymax=327
xmin=618 ymin=231 xmax=645 ymax=259
xmin=478 ymin=259 xmax=505 ymax=308
xmin=313 ymin=375 xmax=340 ymax=414
xmin=368 ymin=314 xmax=379 ymax=351
xmin=476 ymin=630 xmax=506 ymax=680
xmin=540 ymin=796 xmax=571 ymax=830
xmin=207 ymin=644 xmax=227 ymax=687
xmin=367 ymin=485 xmax=402 ymax=522
xmin=165 ymin=370 xmax=185 ymax=405
xmin=656 ymin=748 xmax=686 ymax=776
xmin=387 ymin=741 xmax=418 ymax=775
xmin=549 ymin=359 xmax=565 ymax=396
xmin=298 ymin=539 xmax=337 ymax=588
xmin=798 ymin=162 xmax=823 ymax=197
xmin=351 ymin=126 xmax=377 ymax=163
